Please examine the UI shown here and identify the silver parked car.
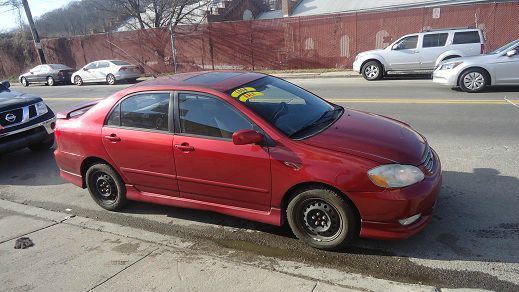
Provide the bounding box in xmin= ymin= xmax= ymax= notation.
xmin=71 ymin=60 xmax=142 ymax=86
xmin=433 ymin=38 xmax=519 ymax=93
xmin=353 ymin=28 xmax=486 ymax=80
xmin=19 ymin=64 xmax=75 ymax=87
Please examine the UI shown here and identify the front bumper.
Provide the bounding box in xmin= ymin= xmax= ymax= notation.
xmin=350 ymin=151 xmax=442 ymax=240
xmin=353 ymin=59 xmax=362 ymax=73
xmin=0 ymin=117 xmax=55 ymax=154
xmin=432 ymin=68 xmax=459 ymax=87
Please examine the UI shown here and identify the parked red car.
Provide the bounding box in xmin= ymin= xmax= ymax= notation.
xmin=54 ymin=71 xmax=441 ymax=250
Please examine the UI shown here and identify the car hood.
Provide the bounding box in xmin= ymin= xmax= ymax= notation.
xmin=358 ymin=49 xmax=385 ymax=56
xmin=301 ymin=109 xmax=427 ymax=164
xmin=441 ymin=54 xmax=497 ymax=65
xmin=0 ymin=90 xmax=42 ymax=111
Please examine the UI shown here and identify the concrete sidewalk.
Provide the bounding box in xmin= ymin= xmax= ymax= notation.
xmin=0 ymin=199 xmax=469 ymax=292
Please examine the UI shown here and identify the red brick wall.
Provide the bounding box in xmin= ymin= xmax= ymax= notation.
xmin=1 ymin=2 xmax=518 ymax=78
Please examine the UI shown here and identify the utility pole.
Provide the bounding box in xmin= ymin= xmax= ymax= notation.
xmin=21 ymin=0 xmax=46 ymax=64
xmin=169 ymin=23 xmax=177 ymax=74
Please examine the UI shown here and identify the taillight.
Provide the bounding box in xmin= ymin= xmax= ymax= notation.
xmin=481 ymin=44 xmax=485 ymax=54
xmin=119 ymin=67 xmax=128 ymax=72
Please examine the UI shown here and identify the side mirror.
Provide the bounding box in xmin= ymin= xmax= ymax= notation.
xmin=83 ymin=68 xmax=88 ymax=71
xmin=232 ymin=129 xmax=263 ymax=146
xmin=29 ymin=71 xmax=34 ymax=74
xmin=1 ymin=80 xmax=10 ymax=89
xmin=506 ymin=49 xmax=517 ymax=57
xmin=392 ymin=44 xmax=400 ymax=50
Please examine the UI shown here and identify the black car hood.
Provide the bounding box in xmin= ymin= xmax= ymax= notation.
xmin=0 ymin=89 xmax=42 ymax=111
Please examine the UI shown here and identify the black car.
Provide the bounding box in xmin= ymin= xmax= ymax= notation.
xmin=19 ymin=64 xmax=75 ymax=87
xmin=0 ymin=80 xmax=56 ymax=154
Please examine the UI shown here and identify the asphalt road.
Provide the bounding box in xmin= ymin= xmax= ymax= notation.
xmin=2 ymin=77 xmax=519 ymax=290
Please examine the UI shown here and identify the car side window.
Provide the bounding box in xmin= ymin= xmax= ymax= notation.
xmin=453 ymin=31 xmax=481 ymax=44
xmin=98 ymin=62 xmax=110 ymax=68
xmin=423 ymin=33 xmax=448 ymax=48
xmin=393 ymin=35 xmax=418 ymax=50
xmin=178 ymin=93 xmax=253 ymax=139
xmin=113 ymin=93 xmax=170 ymax=131
xmin=85 ymin=63 xmax=97 ymax=70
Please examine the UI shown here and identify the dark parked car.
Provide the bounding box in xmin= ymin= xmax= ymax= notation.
xmin=54 ymin=71 xmax=441 ymax=250
xmin=19 ymin=64 xmax=75 ymax=87
xmin=0 ymin=80 xmax=56 ymax=154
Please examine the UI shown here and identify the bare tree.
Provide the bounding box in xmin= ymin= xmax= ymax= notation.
xmin=93 ymin=0 xmax=211 ymax=31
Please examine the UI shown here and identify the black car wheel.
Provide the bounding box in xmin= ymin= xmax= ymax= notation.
xmin=21 ymin=77 xmax=29 ymax=87
xmin=47 ymin=76 xmax=55 ymax=86
xmin=459 ymin=68 xmax=488 ymax=93
xmin=106 ymin=74 xmax=116 ymax=85
xmin=362 ymin=61 xmax=383 ymax=81
xmin=74 ymin=75 xmax=83 ymax=86
xmin=28 ymin=135 xmax=54 ymax=151
xmin=86 ymin=163 xmax=127 ymax=211
xmin=287 ymin=187 xmax=359 ymax=250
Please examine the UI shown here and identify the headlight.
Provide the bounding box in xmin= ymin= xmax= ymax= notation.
xmin=439 ymin=61 xmax=463 ymax=70
xmin=35 ymin=101 xmax=49 ymax=116
xmin=368 ymin=164 xmax=424 ymax=188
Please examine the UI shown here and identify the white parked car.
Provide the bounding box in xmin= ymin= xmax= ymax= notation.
xmin=71 ymin=60 xmax=142 ymax=86
xmin=433 ymin=38 xmax=519 ymax=93
xmin=353 ymin=28 xmax=486 ymax=80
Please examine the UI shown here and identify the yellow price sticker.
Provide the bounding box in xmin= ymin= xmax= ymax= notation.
xmin=231 ymin=87 xmax=256 ymax=98
xmin=239 ymin=91 xmax=264 ymax=102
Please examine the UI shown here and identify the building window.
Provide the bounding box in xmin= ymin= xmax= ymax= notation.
xmin=243 ymin=9 xmax=253 ymax=20
xmin=304 ymin=37 xmax=314 ymax=50
xmin=376 ymin=30 xmax=389 ymax=49
xmin=340 ymin=35 xmax=350 ymax=57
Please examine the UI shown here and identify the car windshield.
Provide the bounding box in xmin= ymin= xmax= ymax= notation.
xmin=227 ymin=76 xmax=342 ymax=139
xmin=488 ymin=39 xmax=519 ymax=55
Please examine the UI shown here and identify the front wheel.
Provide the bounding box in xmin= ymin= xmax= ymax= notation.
xmin=74 ymin=75 xmax=83 ymax=86
xmin=21 ymin=77 xmax=29 ymax=87
xmin=86 ymin=163 xmax=127 ymax=211
xmin=361 ymin=61 xmax=383 ymax=81
xmin=287 ymin=187 xmax=359 ymax=250
xmin=459 ymin=69 xmax=488 ymax=93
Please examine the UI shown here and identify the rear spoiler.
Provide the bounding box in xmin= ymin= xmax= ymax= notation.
xmin=56 ymin=100 xmax=100 ymax=119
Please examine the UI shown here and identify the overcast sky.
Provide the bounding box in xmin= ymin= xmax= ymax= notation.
xmin=0 ymin=0 xmax=76 ymax=32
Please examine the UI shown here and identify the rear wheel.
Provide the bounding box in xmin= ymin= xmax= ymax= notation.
xmin=106 ymin=74 xmax=116 ymax=85
xmin=21 ymin=77 xmax=29 ymax=87
xmin=74 ymin=75 xmax=83 ymax=86
xmin=459 ymin=68 xmax=488 ymax=93
xmin=47 ymin=76 xmax=55 ymax=86
xmin=86 ymin=163 xmax=127 ymax=211
xmin=28 ymin=136 xmax=54 ymax=151
xmin=361 ymin=61 xmax=383 ymax=81
xmin=287 ymin=187 xmax=359 ymax=250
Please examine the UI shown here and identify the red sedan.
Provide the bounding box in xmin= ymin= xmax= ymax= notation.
xmin=54 ymin=71 xmax=441 ymax=250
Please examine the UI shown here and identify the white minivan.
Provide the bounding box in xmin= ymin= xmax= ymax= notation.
xmin=353 ymin=28 xmax=486 ymax=80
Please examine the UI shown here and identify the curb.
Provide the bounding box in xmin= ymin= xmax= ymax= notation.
xmin=0 ymin=198 xmax=449 ymax=292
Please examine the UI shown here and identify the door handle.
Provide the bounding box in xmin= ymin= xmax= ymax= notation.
xmin=175 ymin=143 xmax=195 ymax=152
xmin=104 ymin=134 xmax=121 ymax=142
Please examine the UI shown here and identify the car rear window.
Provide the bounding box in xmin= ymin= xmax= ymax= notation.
xmin=111 ymin=60 xmax=132 ymax=66
xmin=49 ymin=64 xmax=71 ymax=70
xmin=453 ymin=31 xmax=481 ymax=44
xmin=423 ymin=33 xmax=448 ymax=48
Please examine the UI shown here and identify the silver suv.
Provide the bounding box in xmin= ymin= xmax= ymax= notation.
xmin=353 ymin=28 xmax=486 ymax=80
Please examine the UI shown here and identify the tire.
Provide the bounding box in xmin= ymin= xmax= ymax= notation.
xmin=459 ymin=68 xmax=488 ymax=93
xmin=86 ymin=163 xmax=127 ymax=211
xmin=28 ymin=135 xmax=54 ymax=151
xmin=21 ymin=77 xmax=29 ymax=87
xmin=106 ymin=74 xmax=116 ymax=85
xmin=287 ymin=187 xmax=359 ymax=251
xmin=74 ymin=75 xmax=83 ymax=86
xmin=361 ymin=61 xmax=383 ymax=81
xmin=47 ymin=76 xmax=55 ymax=86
